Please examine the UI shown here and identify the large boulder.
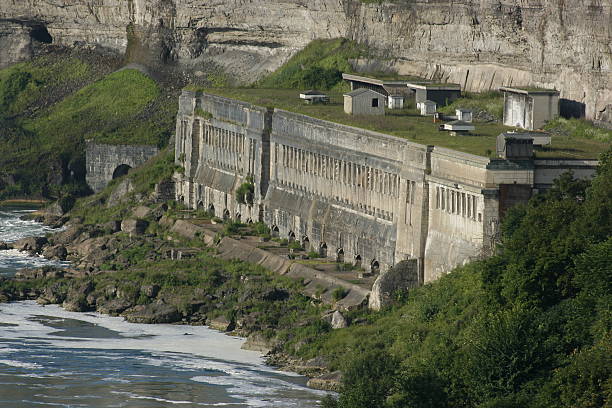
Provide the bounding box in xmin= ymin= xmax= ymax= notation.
xmin=122 ymin=302 xmax=181 ymax=324
xmin=140 ymin=284 xmax=160 ymax=298
xmin=131 ymin=205 xmax=152 ymax=219
xmin=121 ymin=219 xmax=149 ymax=236
xmin=208 ymin=315 xmax=233 ymax=332
xmin=106 ymin=178 xmax=134 ymax=208
xmin=306 ymin=371 xmax=342 ymax=392
xmin=331 ymin=310 xmax=348 ymax=329
xmin=13 ymin=236 xmax=48 ymax=254
xmin=97 ymin=298 xmax=134 ymax=316
xmin=241 ymin=332 xmax=275 ymax=354
xmin=42 ymin=245 xmax=68 ymax=261
xmin=368 ymin=259 xmax=420 ymax=311
xmin=51 ymin=226 xmax=84 ymax=246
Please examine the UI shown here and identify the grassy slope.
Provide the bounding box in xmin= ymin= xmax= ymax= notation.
xmin=0 ymin=56 xmax=177 ymax=200
xmin=256 ymin=38 xmax=364 ymax=91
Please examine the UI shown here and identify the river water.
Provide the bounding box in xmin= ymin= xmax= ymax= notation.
xmin=0 ymin=206 xmax=325 ymax=407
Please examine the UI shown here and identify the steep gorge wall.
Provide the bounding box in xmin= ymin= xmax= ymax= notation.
xmin=1 ymin=0 xmax=610 ymax=121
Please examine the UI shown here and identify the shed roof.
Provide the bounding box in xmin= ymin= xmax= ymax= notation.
xmin=344 ymin=88 xmax=386 ymax=98
xmin=447 ymin=120 xmax=473 ymax=126
xmin=499 ymin=86 xmax=559 ymax=95
xmin=300 ymin=90 xmax=327 ymax=96
xmin=408 ymin=82 xmax=461 ymax=91
xmin=342 ymin=73 xmax=422 ymax=86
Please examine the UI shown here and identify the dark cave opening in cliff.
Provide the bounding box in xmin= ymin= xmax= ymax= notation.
xmin=30 ymin=24 xmax=53 ymax=44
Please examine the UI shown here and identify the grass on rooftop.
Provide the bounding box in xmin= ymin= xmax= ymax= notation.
xmin=199 ymin=88 xmax=608 ymax=159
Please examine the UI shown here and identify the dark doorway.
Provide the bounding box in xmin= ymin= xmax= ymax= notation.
xmin=354 ymin=255 xmax=362 ymax=268
xmin=336 ymin=248 xmax=344 ymax=263
xmin=319 ymin=243 xmax=328 ymax=258
xmin=112 ymin=164 xmax=131 ymax=179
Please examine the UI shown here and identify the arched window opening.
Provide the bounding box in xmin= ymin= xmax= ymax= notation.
xmin=336 ymin=248 xmax=344 ymax=263
xmin=354 ymin=255 xmax=362 ymax=268
xmin=371 ymin=260 xmax=380 ymax=274
xmin=302 ymin=236 xmax=310 ymax=251
xmin=319 ymin=242 xmax=328 ymax=258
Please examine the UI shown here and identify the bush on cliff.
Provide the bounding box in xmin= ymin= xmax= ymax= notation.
xmin=256 ymin=39 xmax=364 ymax=90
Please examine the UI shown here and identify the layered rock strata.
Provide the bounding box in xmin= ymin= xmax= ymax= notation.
xmin=1 ymin=0 xmax=610 ymax=121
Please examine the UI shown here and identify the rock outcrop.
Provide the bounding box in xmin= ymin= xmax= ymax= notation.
xmin=1 ymin=0 xmax=609 ymax=121
xmin=368 ymin=259 xmax=420 ymax=311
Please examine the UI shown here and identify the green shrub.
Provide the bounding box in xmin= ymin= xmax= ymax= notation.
xmin=288 ymin=241 xmax=302 ymax=251
xmin=257 ymin=39 xmax=365 ymax=90
xmin=307 ymin=251 xmax=320 ymax=259
xmin=235 ymin=178 xmax=255 ymax=205
xmin=332 ymin=287 xmax=348 ymax=301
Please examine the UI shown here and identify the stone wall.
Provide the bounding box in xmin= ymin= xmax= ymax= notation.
xmin=86 ymin=142 xmax=159 ymax=193
xmin=174 ymin=91 xmax=599 ymax=283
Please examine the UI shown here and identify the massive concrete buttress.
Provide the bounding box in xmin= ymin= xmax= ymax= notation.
xmin=174 ymin=91 xmax=599 ymax=282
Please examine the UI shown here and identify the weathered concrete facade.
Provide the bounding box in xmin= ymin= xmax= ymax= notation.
xmin=86 ymin=142 xmax=159 ymax=193
xmin=174 ymin=91 xmax=599 ymax=283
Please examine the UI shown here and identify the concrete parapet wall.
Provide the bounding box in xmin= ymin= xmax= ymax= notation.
xmin=86 ymin=142 xmax=159 ymax=193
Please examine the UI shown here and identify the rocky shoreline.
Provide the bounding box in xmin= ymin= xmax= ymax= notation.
xmin=0 ymin=204 xmax=344 ymax=391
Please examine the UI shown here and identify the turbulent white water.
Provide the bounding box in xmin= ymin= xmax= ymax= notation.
xmin=0 ymin=206 xmax=69 ymax=276
xmin=0 ymin=207 xmax=61 ymax=242
xmin=0 ymin=207 xmax=326 ymax=407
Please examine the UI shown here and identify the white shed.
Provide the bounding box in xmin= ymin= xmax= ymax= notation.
xmin=387 ymin=94 xmax=404 ymax=109
xmin=299 ymin=90 xmax=329 ymax=104
xmin=443 ymin=120 xmax=475 ymax=132
xmin=344 ymin=88 xmax=386 ymax=115
xmin=455 ymin=109 xmax=473 ymax=122
xmin=500 ymin=87 xmax=560 ymax=130
xmin=417 ymin=100 xmax=437 ymax=116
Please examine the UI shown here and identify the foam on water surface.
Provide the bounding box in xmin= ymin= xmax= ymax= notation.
xmin=0 ymin=301 xmax=326 ymax=407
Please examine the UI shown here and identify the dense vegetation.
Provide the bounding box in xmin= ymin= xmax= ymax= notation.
xmin=307 ymin=149 xmax=611 ymax=408
xmin=0 ymin=53 xmax=177 ymax=201
xmin=256 ymin=39 xmax=365 ymax=90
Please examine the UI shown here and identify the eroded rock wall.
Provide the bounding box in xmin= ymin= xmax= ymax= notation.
xmin=1 ymin=0 xmax=610 ymax=120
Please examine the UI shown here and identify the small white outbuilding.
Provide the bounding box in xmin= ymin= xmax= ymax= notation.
xmin=443 ymin=120 xmax=475 ymax=133
xmin=343 ymin=88 xmax=386 ymax=115
xmin=387 ymin=94 xmax=404 ymax=109
xmin=455 ymin=109 xmax=473 ymax=122
xmin=417 ymin=100 xmax=437 ymax=116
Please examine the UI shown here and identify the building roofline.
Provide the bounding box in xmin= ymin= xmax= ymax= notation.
xmin=342 ymin=73 xmax=418 ymax=86
xmin=407 ymin=82 xmax=461 ymax=91
xmin=344 ymin=88 xmax=387 ymax=97
xmin=499 ymin=86 xmax=560 ymax=95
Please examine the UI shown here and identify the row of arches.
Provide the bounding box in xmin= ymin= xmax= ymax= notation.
xmin=195 ymin=201 xmax=253 ymax=223
xmin=271 ymin=226 xmax=380 ymax=272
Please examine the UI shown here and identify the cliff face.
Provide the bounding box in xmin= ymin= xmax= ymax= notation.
xmin=1 ymin=0 xmax=610 ymax=121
